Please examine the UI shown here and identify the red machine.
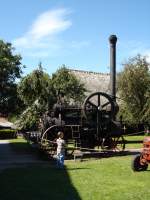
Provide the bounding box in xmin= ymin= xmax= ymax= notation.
xmin=132 ymin=137 xmax=150 ymax=171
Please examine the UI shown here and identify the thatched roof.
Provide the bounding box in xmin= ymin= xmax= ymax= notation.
xmin=69 ymin=69 xmax=110 ymax=95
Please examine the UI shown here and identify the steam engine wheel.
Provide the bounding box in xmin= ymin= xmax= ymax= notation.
xmin=101 ymin=135 xmax=125 ymax=151
xmin=82 ymin=92 xmax=117 ymax=125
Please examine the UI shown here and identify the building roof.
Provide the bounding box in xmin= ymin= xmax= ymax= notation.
xmin=69 ymin=69 xmax=111 ymax=95
xmin=0 ymin=117 xmax=16 ymax=129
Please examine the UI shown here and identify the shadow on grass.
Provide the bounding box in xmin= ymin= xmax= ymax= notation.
xmin=66 ymin=167 xmax=90 ymax=170
xmin=0 ymin=166 xmax=82 ymax=200
xmin=102 ymin=150 xmax=141 ymax=157
xmin=0 ymin=140 xmax=82 ymax=199
xmin=71 ymin=150 xmax=142 ymax=162
xmin=9 ymin=141 xmax=33 ymax=154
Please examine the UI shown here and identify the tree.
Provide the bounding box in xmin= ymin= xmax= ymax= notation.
xmin=17 ymin=64 xmax=56 ymax=130
xmin=0 ymin=40 xmax=23 ymax=116
xmin=142 ymin=89 xmax=150 ymax=123
xmin=16 ymin=103 xmax=40 ymax=130
xmin=52 ymin=66 xmax=86 ymax=104
xmin=18 ymin=63 xmax=55 ymax=109
xmin=117 ymin=54 xmax=150 ymax=124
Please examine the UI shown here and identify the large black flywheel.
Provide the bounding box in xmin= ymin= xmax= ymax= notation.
xmin=83 ymin=92 xmax=117 ymax=126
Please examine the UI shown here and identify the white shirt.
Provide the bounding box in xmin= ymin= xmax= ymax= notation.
xmin=56 ymin=138 xmax=65 ymax=155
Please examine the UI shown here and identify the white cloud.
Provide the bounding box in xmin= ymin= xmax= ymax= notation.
xmin=130 ymin=45 xmax=150 ymax=63
xmin=30 ymin=9 xmax=71 ymax=39
xmin=143 ymin=51 xmax=150 ymax=63
xmin=119 ymin=40 xmax=150 ymax=63
xmin=13 ymin=8 xmax=72 ymax=49
xmin=13 ymin=8 xmax=90 ymax=59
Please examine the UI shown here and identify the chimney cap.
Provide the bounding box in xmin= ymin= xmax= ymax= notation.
xmin=109 ymin=35 xmax=117 ymax=44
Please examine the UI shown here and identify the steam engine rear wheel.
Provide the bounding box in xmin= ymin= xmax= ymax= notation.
xmin=40 ymin=125 xmax=61 ymax=156
xmin=101 ymin=136 xmax=125 ymax=151
xmin=41 ymin=125 xmax=78 ymax=156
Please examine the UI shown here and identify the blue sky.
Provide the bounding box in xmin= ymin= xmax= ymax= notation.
xmin=0 ymin=0 xmax=150 ymax=75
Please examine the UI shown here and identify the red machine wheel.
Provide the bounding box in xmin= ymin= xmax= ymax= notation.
xmin=131 ymin=154 xmax=148 ymax=171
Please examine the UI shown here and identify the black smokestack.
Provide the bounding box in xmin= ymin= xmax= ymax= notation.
xmin=109 ymin=35 xmax=117 ymax=102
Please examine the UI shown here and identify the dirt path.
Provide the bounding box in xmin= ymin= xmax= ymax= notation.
xmin=0 ymin=140 xmax=51 ymax=171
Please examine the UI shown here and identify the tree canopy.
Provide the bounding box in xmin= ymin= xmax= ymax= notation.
xmin=18 ymin=63 xmax=55 ymax=109
xmin=0 ymin=40 xmax=23 ymax=116
xmin=52 ymin=66 xmax=86 ymax=104
xmin=117 ymin=55 xmax=150 ymax=124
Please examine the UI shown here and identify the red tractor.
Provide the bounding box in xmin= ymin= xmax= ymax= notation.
xmin=132 ymin=137 xmax=150 ymax=171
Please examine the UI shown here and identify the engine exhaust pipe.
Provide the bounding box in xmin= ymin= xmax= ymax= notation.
xmin=109 ymin=35 xmax=117 ymax=102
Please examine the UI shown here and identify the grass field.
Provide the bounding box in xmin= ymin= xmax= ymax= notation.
xmin=124 ymin=135 xmax=144 ymax=149
xmin=0 ymin=155 xmax=150 ymax=200
xmin=0 ymin=136 xmax=149 ymax=200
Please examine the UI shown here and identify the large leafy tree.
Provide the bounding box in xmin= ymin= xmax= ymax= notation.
xmin=117 ymin=55 xmax=150 ymax=124
xmin=142 ymin=89 xmax=150 ymax=123
xmin=52 ymin=66 xmax=86 ymax=104
xmin=0 ymin=40 xmax=23 ymax=116
xmin=17 ymin=64 xmax=56 ymax=129
xmin=16 ymin=103 xmax=41 ymax=130
xmin=18 ymin=64 xmax=55 ymax=110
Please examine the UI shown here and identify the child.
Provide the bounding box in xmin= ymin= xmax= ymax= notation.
xmin=56 ymin=131 xmax=65 ymax=168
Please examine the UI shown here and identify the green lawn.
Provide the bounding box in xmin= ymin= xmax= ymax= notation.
xmin=124 ymin=135 xmax=144 ymax=149
xmin=0 ymin=136 xmax=149 ymax=200
xmin=0 ymin=155 xmax=150 ymax=200
xmin=0 ymin=129 xmax=16 ymax=139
